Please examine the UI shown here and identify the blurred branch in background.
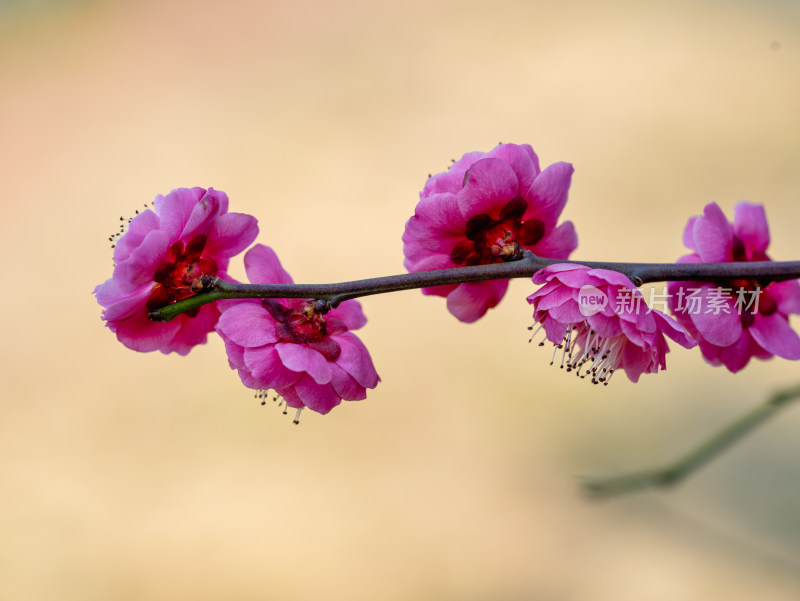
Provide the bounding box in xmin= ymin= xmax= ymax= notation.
xmin=583 ymin=381 xmax=800 ymax=500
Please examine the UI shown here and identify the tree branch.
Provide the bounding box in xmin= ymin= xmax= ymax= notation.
xmin=581 ymin=382 xmax=800 ymax=499
xmin=148 ymin=252 xmax=800 ymax=322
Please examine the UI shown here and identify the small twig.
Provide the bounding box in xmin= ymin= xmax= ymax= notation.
xmin=582 ymin=382 xmax=800 ymax=499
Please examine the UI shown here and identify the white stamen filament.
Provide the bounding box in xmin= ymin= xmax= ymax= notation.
xmin=529 ymin=320 xmax=626 ymax=385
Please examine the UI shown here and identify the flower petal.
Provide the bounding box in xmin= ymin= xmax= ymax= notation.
xmin=205 ymin=212 xmax=259 ymax=259
xmin=457 ymin=158 xmax=519 ymax=219
xmin=330 ymin=364 xmax=368 ymax=401
xmin=292 ymin=375 xmax=342 ymax=414
xmin=733 ymin=202 xmax=770 ymax=257
xmin=244 ymin=345 xmax=304 ymax=389
xmin=275 ymin=342 xmax=333 ymax=385
xmin=485 ymin=143 xmax=540 ymax=193
xmin=687 ymin=285 xmax=742 ymax=347
xmin=445 ymin=280 xmax=509 ymax=323
xmin=334 ymin=332 xmax=380 ymax=389
xmin=153 ymin=187 xmax=205 ymax=240
xmin=244 ymin=244 xmax=294 ymax=285
xmin=328 ymin=299 xmax=367 ymax=331
xmin=421 ymin=152 xmax=484 ymax=197
xmin=530 ymin=221 xmax=577 ymax=259
xmin=749 ymin=313 xmax=800 ymax=359
xmin=522 ymin=161 xmax=574 ymax=229
xmin=769 ymin=279 xmax=800 ymax=315
xmin=693 ymin=202 xmax=733 ymax=263
xmin=217 ymin=302 xmax=279 ymax=347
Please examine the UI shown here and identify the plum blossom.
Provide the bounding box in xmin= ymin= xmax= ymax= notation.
xmin=216 ymin=245 xmax=380 ymax=422
xmin=668 ymin=202 xmax=800 ymax=372
xmin=528 ymin=265 xmax=696 ymax=384
xmin=94 ymin=187 xmax=258 ymax=355
xmin=403 ymin=143 xmax=577 ymax=323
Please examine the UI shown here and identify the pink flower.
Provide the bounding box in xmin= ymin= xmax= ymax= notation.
xmin=403 ymin=143 xmax=578 ymax=323
xmin=216 ymin=245 xmax=380 ymax=421
xmin=528 ymin=265 xmax=696 ymax=384
xmin=94 ymin=187 xmax=258 ymax=355
xmin=667 ymin=202 xmax=800 ymax=372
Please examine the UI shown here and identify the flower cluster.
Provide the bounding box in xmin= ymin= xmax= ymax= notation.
xmin=94 ymin=143 xmax=800 ymax=424
xmin=94 ymin=188 xmax=379 ymax=421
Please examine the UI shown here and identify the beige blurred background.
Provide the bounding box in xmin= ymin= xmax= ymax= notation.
xmin=3 ymin=0 xmax=800 ymax=599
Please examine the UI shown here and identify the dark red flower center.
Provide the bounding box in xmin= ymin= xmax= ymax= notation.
xmin=724 ymin=235 xmax=776 ymax=326
xmin=261 ymin=299 xmax=343 ymax=361
xmin=450 ymin=196 xmax=545 ymax=266
xmin=146 ymin=234 xmax=218 ymax=316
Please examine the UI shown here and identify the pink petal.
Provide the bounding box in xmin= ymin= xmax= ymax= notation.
xmin=293 ymin=375 xmax=342 ymax=414
xmin=205 ymin=212 xmax=259 ymax=258
xmin=681 ymin=216 xmax=699 ymax=253
xmin=548 ymin=300 xmax=585 ymax=323
xmin=716 ymin=329 xmax=756 ymax=373
xmin=587 ymin=268 xmax=637 ymax=289
xmin=621 ymin=342 xmax=650 ymax=383
xmin=244 ymin=244 xmax=294 ymax=285
xmin=223 ymin=338 xmax=246 ymax=370
xmin=445 ymin=280 xmax=509 ymax=323
xmin=217 ymin=302 xmax=279 ymax=347
xmin=522 ymin=161 xmax=574 ymax=229
xmin=153 ymin=188 xmax=205 ymax=240
xmin=531 ymin=263 xmax=586 ymax=285
xmin=529 ymin=281 xmax=574 ymax=310
xmin=485 ymin=143 xmax=540 ymax=193
xmin=94 ymin=275 xmax=146 ymax=309
xmin=328 ymin=300 xmax=367 ymax=331
xmin=334 ymin=332 xmax=379 ymax=389
xmin=165 ymin=304 xmax=220 ymax=355
xmin=652 ymin=311 xmax=697 ymax=349
xmin=749 ymin=313 xmax=800 ymax=359
xmin=113 ymin=209 xmax=160 ymax=264
xmin=114 ymin=309 xmax=181 ymax=353
xmin=733 ymin=202 xmax=770 ymax=257
xmin=542 ymin=314 xmax=568 ymax=344
xmin=405 ymin=253 xmax=455 ymax=273
xmin=403 ymin=192 xmax=464 ymax=256
xmin=276 ymin=387 xmax=306 ymax=409
xmin=421 ymin=152 xmax=484 ymax=197
xmin=275 ymin=342 xmax=333 ymax=385
xmin=330 ymin=364 xmax=368 ymax=401
xmin=530 ymin=221 xmax=577 ymax=259
xmin=457 ymin=158 xmax=519 ymax=219
xmin=244 ymin=345 xmax=304 ymax=389
xmin=116 ymin=229 xmax=171 ymax=286
xmin=585 ymin=312 xmax=620 ymax=339
xmin=767 ymin=280 xmax=800 ymax=316
xmin=180 ymin=188 xmax=226 ymax=240
xmin=688 ymin=285 xmax=742 ymax=346
xmin=101 ymin=292 xmax=148 ymax=322
xmin=693 ymin=203 xmax=733 ymax=263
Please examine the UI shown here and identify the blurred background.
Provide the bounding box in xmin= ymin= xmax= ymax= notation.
xmin=3 ymin=0 xmax=800 ymax=599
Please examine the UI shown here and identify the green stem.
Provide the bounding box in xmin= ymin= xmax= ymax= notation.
xmin=582 ymin=382 xmax=800 ymax=499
